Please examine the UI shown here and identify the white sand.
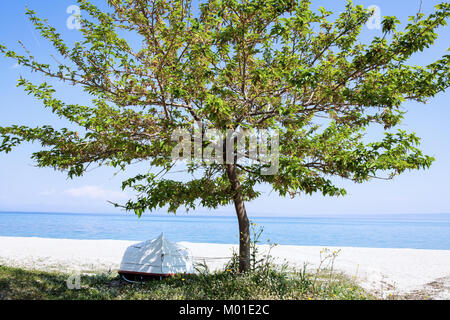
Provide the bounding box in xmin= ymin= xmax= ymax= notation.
xmin=1 ymin=236 xmax=449 ymax=299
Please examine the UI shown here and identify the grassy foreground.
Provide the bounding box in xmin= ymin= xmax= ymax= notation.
xmin=0 ymin=263 xmax=372 ymax=300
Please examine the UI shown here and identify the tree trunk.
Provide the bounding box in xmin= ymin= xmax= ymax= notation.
xmin=225 ymin=164 xmax=250 ymax=273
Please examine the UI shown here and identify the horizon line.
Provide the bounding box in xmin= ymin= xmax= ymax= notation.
xmin=1 ymin=210 xmax=450 ymax=219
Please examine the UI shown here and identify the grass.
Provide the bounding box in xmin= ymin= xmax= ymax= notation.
xmin=0 ymin=262 xmax=373 ymax=300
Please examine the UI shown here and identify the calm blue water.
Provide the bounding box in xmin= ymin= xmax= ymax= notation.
xmin=0 ymin=211 xmax=449 ymax=250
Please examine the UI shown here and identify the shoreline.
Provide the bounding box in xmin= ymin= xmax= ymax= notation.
xmin=1 ymin=236 xmax=449 ymax=299
xmin=0 ymin=234 xmax=448 ymax=251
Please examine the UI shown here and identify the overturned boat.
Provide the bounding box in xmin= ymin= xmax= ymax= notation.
xmin=118 ymin=233 xmax=194 ymax=281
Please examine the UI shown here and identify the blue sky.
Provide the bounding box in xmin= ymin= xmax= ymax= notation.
xmin=0 ymin=0 xmax=449 ymax=217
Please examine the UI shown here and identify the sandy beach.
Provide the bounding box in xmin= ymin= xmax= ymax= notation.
xmin=0 ymin=236 xmax=449 ymax=299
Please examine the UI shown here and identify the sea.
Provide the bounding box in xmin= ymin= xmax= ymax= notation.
xmin=0 ymin=211 xmax=449 ymax=250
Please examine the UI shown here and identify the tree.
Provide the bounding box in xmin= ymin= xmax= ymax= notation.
xmin=1 ymin=0 xmax=449 ymax=272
